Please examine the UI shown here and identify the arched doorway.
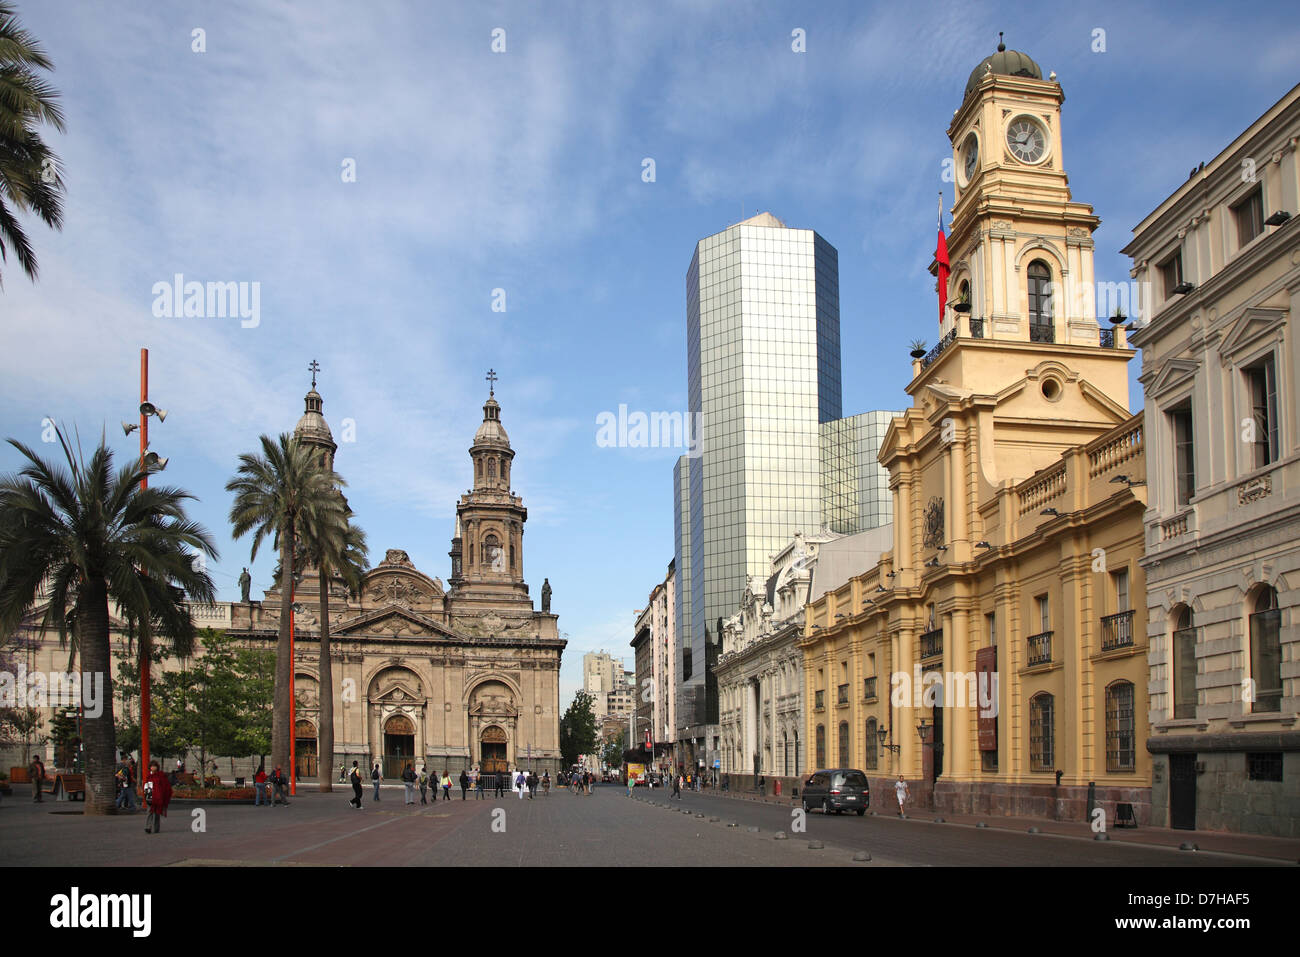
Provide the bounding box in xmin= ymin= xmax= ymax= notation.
xmin=294 ymin=718 xmax=318 ymax=779
xmin=480 ymin=725 xmax=508 ymax=773
xmin=384 ymin=714 xmax=416 ymax=777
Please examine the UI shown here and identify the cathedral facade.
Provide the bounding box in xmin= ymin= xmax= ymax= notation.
xmin=228 ymin=380 xmax=565 ymax=777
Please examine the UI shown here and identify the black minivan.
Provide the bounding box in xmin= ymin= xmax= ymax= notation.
xmin=801 ymin=769 xmax=870 ymax=815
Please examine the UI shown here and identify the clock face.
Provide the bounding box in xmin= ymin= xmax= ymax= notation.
xmin=1006 ymin=117 xmax=1047 ymax=164
xmin=962 ymin=134 xmax=979 ymax=182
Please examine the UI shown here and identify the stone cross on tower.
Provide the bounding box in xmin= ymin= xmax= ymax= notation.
xmin=309 ymin=359 xmax=320 ymax=388
xmin=486 ymin=368 xmax=498 ymax=396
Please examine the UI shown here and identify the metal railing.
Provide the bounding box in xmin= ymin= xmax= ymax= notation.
xmin=920 ymin=628 xmax=943 ymax=659
xmin=814 ymin=689 xmax=824 ymax=710
xmin=836 ymin=684 xmax=849 ymax=705
xmin=969 ymin=316 xmax=985 ymax=339
xmin=1099 ymin=327 xmax=1116 ymax=348
xmin=921 ymin=327 xmax=957 ymax=370
xmin=1101 ymin=610 xmax=1136 ymax=651
xmin=863 ymin=676 xmax=877 ymax=699
xmin=1030 ymin=323 xmax=1055 ymax=343
xmin=1027 ymin=630 xmax=1053 ymax=666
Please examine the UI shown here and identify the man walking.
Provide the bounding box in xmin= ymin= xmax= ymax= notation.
xmin=28 ymin=754 xmax=44 ymax=803
xmin=459 ymin=769 xmax=469 ymax=800
xmin=349 ymin=761 xmax=364 ymax=808
xmin=402 ymin=763 xmax=416 ymax=805
xmin=372 ymin=763 xmax=382 ymax=801
xmin=270 ymin=764 xmax=290 ymax=806
xmin=895 ymin=775 xmax=910 ymax=816
xmin=672 ymin=773 xmax=681 ymax=800
xmin=419 ymin=766 xmax=429 ymax=805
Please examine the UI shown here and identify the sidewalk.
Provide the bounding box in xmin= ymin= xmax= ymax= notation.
xmin=692 ymin=786 xmax=1300 ymax=862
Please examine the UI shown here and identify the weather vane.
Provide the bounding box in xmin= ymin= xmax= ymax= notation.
xmin=486 ymin=368 xmax=498 ymax=396
xmin=308 ymin=359 xmax=320 ymax=389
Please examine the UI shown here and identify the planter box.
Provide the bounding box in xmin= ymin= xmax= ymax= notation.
xmin=172 ymin=787 xmax=256 ymax=801
xmin=10 ymin=766 xmax=29 ymax=784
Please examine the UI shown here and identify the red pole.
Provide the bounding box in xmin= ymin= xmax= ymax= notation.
xmin=289 ymin=575 xmax=297 ymax=796
xmin=139 ymin=348 xmax=151 ymax=784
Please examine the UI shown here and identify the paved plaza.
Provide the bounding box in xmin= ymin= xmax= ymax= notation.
xmin=1 ymin=783 xmax=1292 ymax=867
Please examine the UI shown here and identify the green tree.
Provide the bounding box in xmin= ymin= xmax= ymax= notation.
xmin=300 ymin=513 xmax=367 ymax=792
xmin=0 ymin=426 xmax=217 ymax=814
xmin=226 ymin=433 xmax=344 ymax=775
xmin=559 ymin=690 xmax=598 ymax=767
xmin=601 ymin=730 xmax=625 ymax=770
xmin=0 ymin=1 xmax=66 ymax=285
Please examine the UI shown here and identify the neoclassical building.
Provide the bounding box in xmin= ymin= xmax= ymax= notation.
xmin=1125 ymin=82 xmax=1300 ymax=835
xmin=229 ymin=379 xmax=565 ymax=777
xmin=717 ymin=530 xmax=833 ymax=783
xmin=801 ymin=40 xmax=1151 ymax=822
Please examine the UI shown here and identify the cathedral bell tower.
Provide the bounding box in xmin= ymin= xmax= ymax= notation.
xmin=447 ymin=371 xmax=533 ymax=612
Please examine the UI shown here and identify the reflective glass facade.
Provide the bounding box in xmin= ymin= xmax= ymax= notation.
xmin=675 ymin=215 xmax=842 ymax=741
xmin=820 ymin=411 xmax=898 ymax=534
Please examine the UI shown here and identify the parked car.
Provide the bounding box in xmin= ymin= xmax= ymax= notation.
xmin=801 ymin=769 xmax=870 ymax=815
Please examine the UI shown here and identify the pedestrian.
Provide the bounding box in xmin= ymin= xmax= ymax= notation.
xmin=349 ymin=761 xmax=364 ymax=808
xmin=143 ymin=760 xmax=172 ymax=834
xmin=895 ymin=775 xmax=909 ymax=816
xmin=672 ymin=773 xmax=681 ymax=800
xmin=338 ymin=763 xmax=346 ymax=783
xmin=419 ymin=765 xmax=429 ymax=805
xmin=270 ymin=764 xmax=290 ymax=806
xmin=372 ymin=763 xmax=382 ymax=801
xmin=527 ymin=770 xmax=537 ymax=798
xmin=626 ymin=773 xmax=634 ymax=798
xmin=254 ymin=762 xmax=269 ymax=806
xmin=515 ymin=769 xmax=525 ymax=799
xmin=441 ymin=771 xmax=452 ymax=800
xmin=29 ymin=754 xmax=44 ymax=803
xmin=115 ymin=757 xmax=130 ymax=809
xmin=495 ymin=773 xmax=505 ymax=798
xmin=123 ymin=757 xmax=138 ymax=811
xmin=541 ymin=770 xmax=550 ymax=796
xmin=402 ymin=763 xmax=416 ymax=805
xmin=459 ymin=769 xmax=469 ymax=799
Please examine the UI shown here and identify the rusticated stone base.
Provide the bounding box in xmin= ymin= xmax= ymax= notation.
xmin=862 ymin=775 xmax=1151 ymax=826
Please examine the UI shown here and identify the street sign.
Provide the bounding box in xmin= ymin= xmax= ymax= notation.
xmin=713 ymin=759 xmax=720 ymax=769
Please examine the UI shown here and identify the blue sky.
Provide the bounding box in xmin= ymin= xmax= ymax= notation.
xmin=1 ymin=0 xmax=1296 ymax=704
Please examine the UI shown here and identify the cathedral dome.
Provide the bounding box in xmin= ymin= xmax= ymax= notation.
xmin=295 ymin=388 xmax=335 ymax=447
xmin=474 ymin=396 xmax=511 ymax=448
xmin=964 ymin=37 xmax=1042 ymax=100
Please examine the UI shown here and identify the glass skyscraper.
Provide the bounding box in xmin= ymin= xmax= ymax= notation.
xmin=820 ymin=411 xmax=897 ymax=534
xmin=674 ymin=212 xmax=857 ymax=757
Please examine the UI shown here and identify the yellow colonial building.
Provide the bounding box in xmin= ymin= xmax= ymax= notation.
xmin=800 ymin=40 xmax=1152 ymax=823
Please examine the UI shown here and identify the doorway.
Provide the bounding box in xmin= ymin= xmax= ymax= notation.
xmin=480 ymin=725 xmax=508 ymax=773
xmin=384 ymin=714 xmax=415 ymax=778
xmin=294 ymin=718 xmax=318 ymax=779
xmin=1169 ymin=753 xmax=1197 ymax=830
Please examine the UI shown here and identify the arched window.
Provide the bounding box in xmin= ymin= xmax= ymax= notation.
xmin=865 ymin=717 xmax=878 ymax=770
xmin=815 ymin=725 xmax=826 ymax=769
xmin=487 ymin=457 xmax=497 ymax=478
xmin=838 ymin=721 xmax=850 ymax=767
xmin=1250 ymin=586 xmax=1282 ymax=713
xmin=1105 ymin=681 xmax=1136 ymax=771
xmin=1029 ymin=693 xmax=1054 ymax=771
xmin=476 ymin=458 xmax=482 ymax=479
xmin=483 ymin=534 xmax=501 ymax=571
xmin=1172 ymin=606 xmax=1196 ymax=720
xmin=1028 ymin=260 xmax=1054 ymax=342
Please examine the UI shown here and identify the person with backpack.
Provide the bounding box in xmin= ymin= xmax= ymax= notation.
xmin=372 ymin=763 xmax=382 ymax=801
xmin=270 ymin=765 xmax=290 ymax=806
xmin=527 ymin=770 xmax=538 ymax=798
xmin=401 ymin=763 xmax=417 ymax=805
xmin=440 ymin=771 xmax=452 ymax=800
xmin=348 ymin=761 xmax=364 ymax=808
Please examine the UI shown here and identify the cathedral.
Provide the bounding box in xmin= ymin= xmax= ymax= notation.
xmin=228 ymin=373 xmax=566 ymax=777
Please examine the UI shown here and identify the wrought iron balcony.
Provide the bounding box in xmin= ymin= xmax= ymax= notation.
xmin=837 ymin=683 xmax=849 ymax=705
xmin=1029 ymin=323 xmax=1055 ymax=344
xmin=969 ymin=316 xmax=985 ymax=339
xmin=1027 ymin=630 xmax=1053 ymax=666
xmin=1100 ymin=610 xmax=1136 ymax=651
xmin=814 ymin=689 xmax=824 ymax=710
xmin=1099 ymin=327 xmax=1116 ymax=348
xmin=921 ymin=327 xmax=957 ymax=370
xmin=920 ymin=628 xmax=943 ymax=660
xmin=863 ymin=676 xmax=877 ymax=700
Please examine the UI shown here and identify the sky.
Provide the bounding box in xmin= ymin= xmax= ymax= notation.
xmin=1 ymin=0 xmax=1297 ymax=705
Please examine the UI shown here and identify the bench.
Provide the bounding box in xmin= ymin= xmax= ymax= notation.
xmin=52 ymin=773 xmax=86 ymax=801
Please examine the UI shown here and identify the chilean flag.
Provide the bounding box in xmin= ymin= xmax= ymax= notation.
xmin=935 ymin=194 xmax=949 ymax=327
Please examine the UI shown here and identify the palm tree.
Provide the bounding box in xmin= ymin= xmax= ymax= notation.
xmin=0 ymin=1 xmax=67 ymax=285
xmin=0 ymin=426 xmax=217 ymax=814
xmin=226 ymin=433 xmax=344 ymax=774
xmin=301 ymin=514 xmax=368 ymax=792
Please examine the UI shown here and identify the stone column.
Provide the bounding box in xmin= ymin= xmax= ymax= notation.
xmin=949 ymin=609 xmax=971 ymax=788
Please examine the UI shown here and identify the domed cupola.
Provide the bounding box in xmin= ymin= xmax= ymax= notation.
xmin=294 ymin=360 xmax=337 ymax=469
xmin=964 ymin=33 xmax=1042 ymax=100
xmin=470 ymin=370 xmax=515 ymax=492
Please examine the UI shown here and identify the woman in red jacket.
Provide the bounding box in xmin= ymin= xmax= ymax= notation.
xmin=144 ymin=760 xmax=173 ymax=834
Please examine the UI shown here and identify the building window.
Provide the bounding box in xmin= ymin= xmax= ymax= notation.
xmin=1159 ymin=252 xmax=1183 ymax=299
xmin=487 ymin=457 xmax=496 ymax=478
xmin=1247 ymin=752 xmax=1283 ymax=782
xmin=1113 ymin=569 xmax=1129 ymax=613
xmin=1233 ymin=187 xmax=1264 ymax=247
xmin=1105 ymin=681 xmax=1136 ymax=771
xmin=1029 ymin=693 xmax=1054 ymax=771
xmin=682 ymin=645 xmax=692 ymax=681
xmin=838 ymin=721 xmax=849 ymax=767
xmin=815 ymin=724 xmax=825 ymax=768
xmin=1170 ymin=404 xmax=1195 ymax=507
xmin=981 ymin=749 xmax=998 ymax=773
xmin=1036 ymin=594 xmax=1051 ymax=634
xmin=1172 ymin=606 xmax=1197 ymax=720
xmin=1245 ymin=355 xmax=1279 ymax=468
xmin=1249 ymin=587 xmax=1282 ymax=713
xmin=1028 ymin=260 xmax=1053 ymax=342
xmin=987 ymin=611 xmax=996 ymax=646
xmin=865 ymin=718 xmax=878 ymax=770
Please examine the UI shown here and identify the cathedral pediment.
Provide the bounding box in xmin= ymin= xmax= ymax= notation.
xmin=1218 ymin=307 xmax=1285 ymax=363
xmin=1145 ymin=358 xmax=1198 ymax=401
xmin=334 ymin=606 xmax=461 ymax=641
